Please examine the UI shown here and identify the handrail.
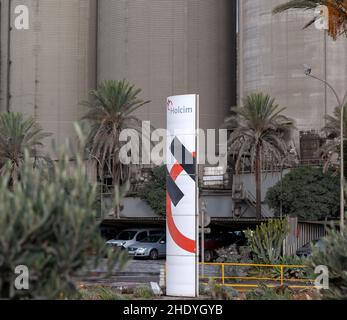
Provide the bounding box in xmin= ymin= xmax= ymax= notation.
xmin=199 ymin=262 xmax=314 ymax=290
xmin=202 ymin=262 xmax=306 ymax=268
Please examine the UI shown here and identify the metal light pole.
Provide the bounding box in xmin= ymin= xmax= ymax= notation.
xmin=200 ymin=200 xmax=209 ymax=279
xmin=304 ymin=65 xmax=346 ymax=232
xmin=280 ymin=157 xmax=286 ymax=219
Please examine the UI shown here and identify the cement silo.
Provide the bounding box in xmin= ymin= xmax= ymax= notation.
xmin=238 ymin=0 xmax=347 ymax=134
xmin=97 ymin=0 xmax=237 ymax=130
xmin=0 ymin=0 xmax=97 ymax=148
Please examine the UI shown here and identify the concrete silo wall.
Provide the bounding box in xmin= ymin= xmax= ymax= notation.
xmin=98 ymin=0 xmax=237 ymax=130
xmin=0 ymin=0 xmax=97 ymax=149
xmin=239 ymin=0 xmax=347 ymax=133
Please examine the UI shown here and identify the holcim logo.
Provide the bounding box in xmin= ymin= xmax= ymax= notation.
xmin=167 ymin=100 xmax=193 ymax=115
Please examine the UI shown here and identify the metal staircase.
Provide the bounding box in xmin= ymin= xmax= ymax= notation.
xmin=232 ymin=183 xmax=271 ymax=218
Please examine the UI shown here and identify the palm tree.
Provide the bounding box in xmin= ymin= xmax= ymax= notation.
xmin=225 ymin=93 xmax=295 ymax=219
xmin=0 ymin=112 xmax=51 ymax=186
xmin=273 ymin=0 xmax=347 ymax=40
xmin=83 ymin=80 xmax=150 ymax=218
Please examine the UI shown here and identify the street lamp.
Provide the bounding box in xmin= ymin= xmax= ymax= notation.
xmin=304 ymin=65 xmax=346 ymax=232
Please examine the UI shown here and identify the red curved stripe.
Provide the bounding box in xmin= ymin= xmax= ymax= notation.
xmin=170 ymin=163 xmax=184 ymax=181
xmin=166 ymin=192 xmax=196 ymax=253
xmin=166 ymin=161 xmax=196 ymax=254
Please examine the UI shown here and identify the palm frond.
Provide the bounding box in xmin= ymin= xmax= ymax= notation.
xmin=82 ymin=79 xmax=151 ymax=184
xmin=0 ymin=112 xmax=52 ymax=182
xmin=225 ymin=93 xmax=295 ymax=173
xmin=273 ymin=0 xmax=347 ymax=40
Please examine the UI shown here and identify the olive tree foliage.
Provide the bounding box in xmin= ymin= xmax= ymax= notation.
xmin=310 ymin=224 xmax=347 ymax=300
xmin=0 ymin=145 xmax=128 ymax=299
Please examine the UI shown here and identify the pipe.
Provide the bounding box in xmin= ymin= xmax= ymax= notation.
xmin=6 ymin=0 xmax=12 ymax=112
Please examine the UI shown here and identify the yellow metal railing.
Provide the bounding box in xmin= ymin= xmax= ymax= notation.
xmin=199 ymin=262 xmax=315 ymax=290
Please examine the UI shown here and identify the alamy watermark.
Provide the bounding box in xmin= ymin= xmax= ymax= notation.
xmin=118 ymin=121 xmax=228 ymax=170
xmin=314 ymin=265 xmax=329 ymax=290
xmin=14 ymin=265 xmax=29 ymax=291
xmin=14 ymin=5 xmax=30 ymax=30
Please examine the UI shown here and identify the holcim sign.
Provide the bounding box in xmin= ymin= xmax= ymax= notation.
xmin=166 ymin=94 xmax=199 ymax=297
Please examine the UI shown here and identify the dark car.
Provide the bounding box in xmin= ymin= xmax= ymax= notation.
xmin=296 ymin=239 xmax=325 ymax=257
xmin=199 ymin=230 xmax=247 ymax=262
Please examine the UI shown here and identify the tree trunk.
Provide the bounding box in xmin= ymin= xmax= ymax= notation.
xmin=10 ymin=164 xmax=18 ymax=191
xmin=113 ymin=171 xmax=121 ymax=219
xmin=255 ymin=146 xmax=262 ymax=219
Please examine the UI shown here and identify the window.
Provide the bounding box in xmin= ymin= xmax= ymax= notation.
xmin=136 ymin=231 xmax=148 ymax=241
xmin=149 ymin=230 xmax=165 ymax=235
xmin=116 ymin=231 xmax=137 ymax=240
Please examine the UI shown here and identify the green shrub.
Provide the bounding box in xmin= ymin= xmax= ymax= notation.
xmin=309 ymin=226 xmax=347 ymax=300
xmin=0 ymin=149 xmax=128 ymax=299
xmin=79 ymin=286 xmax=126 ymax=300
xmin=216 ymin=245 xmax=252 ymax=281
xmin=139 ymin=166 xmax=166 ymax=216
xmin=246 ymin=284 xmax=293 ymax=300
xmin=201 ymin=279 xmax=239 ymax=300
xmin=133 ymin=285 xmax=154 ymax=299
xmin=266 ymin=166 xmax=339 ymax=220
xmin=275 ymin=256 xmax=313 ymax=280
xmin=248 ymin=256 xmax=312 ymax=283
xmin=245 ymin=219 xmax=289 ymax=264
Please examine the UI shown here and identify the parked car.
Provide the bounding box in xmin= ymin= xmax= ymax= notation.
xmin=128 ymin=234 xmax=166 ymax=260
xmin=296 ymin=239 xmax=325 ymax=257
xmin=199 ymin=230 xmax=247 ymax=262
xmin=106 ymin=228 xmax=164 ymax=250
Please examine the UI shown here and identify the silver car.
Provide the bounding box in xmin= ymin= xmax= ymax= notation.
xmin=128 ymin=234 xmax=166 ymax=260
xmin=106 ymin=228 xmax=164 ymax=250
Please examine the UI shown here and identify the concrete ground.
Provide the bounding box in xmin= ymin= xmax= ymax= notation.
xmin=82 ymin=259 xmax=165 ymax=287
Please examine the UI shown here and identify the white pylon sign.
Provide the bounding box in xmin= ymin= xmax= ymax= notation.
xmin=166 ymin=94 xmax=199 ymax=297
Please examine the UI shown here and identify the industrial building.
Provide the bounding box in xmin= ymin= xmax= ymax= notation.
xmin=98 ymin=0 xmax=236 ymax=130
xmin=0 ymin=0 xmax=237 ymax=148
xmin=238 ymin=0 xmax=347 ymax=137
xmin=0 ymin=0 xmax=97 ymax=149
xmin=0 ymin=0 xmax=342 ymax=227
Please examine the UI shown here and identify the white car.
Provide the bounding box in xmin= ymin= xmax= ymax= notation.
xmin=106 ymin=228 xmax=164 ymax=250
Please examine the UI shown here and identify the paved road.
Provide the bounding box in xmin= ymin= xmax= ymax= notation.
xmin=83 ymin=259 xmax=166 ymax=286
xmin=93 ymin=258 xmax=165 ymax=273
xmin=121 ymin=259 xmax=165 ymax=274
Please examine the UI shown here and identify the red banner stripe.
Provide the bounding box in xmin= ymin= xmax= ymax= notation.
xmin=170 ymin=163 xmax=184 ymax=181
xmin=166 ymin=192 xmax=196 ymax=254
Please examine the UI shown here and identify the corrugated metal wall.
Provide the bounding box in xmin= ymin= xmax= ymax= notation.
xmin=284 ymin=217 xmax=327 ymax=256
xmin=0 ymin=0 xmax=97 ymax=151
xmin=98 ymin=0 xmax=237 ymax=130
xmin=239 ymin=0 xmax=347 ymax=136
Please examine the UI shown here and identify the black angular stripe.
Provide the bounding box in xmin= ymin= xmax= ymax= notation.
xmin=170 ymin=137 xmax=196 ymax=180
xmin=166 ymin=169 xmax=184 ymax=207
